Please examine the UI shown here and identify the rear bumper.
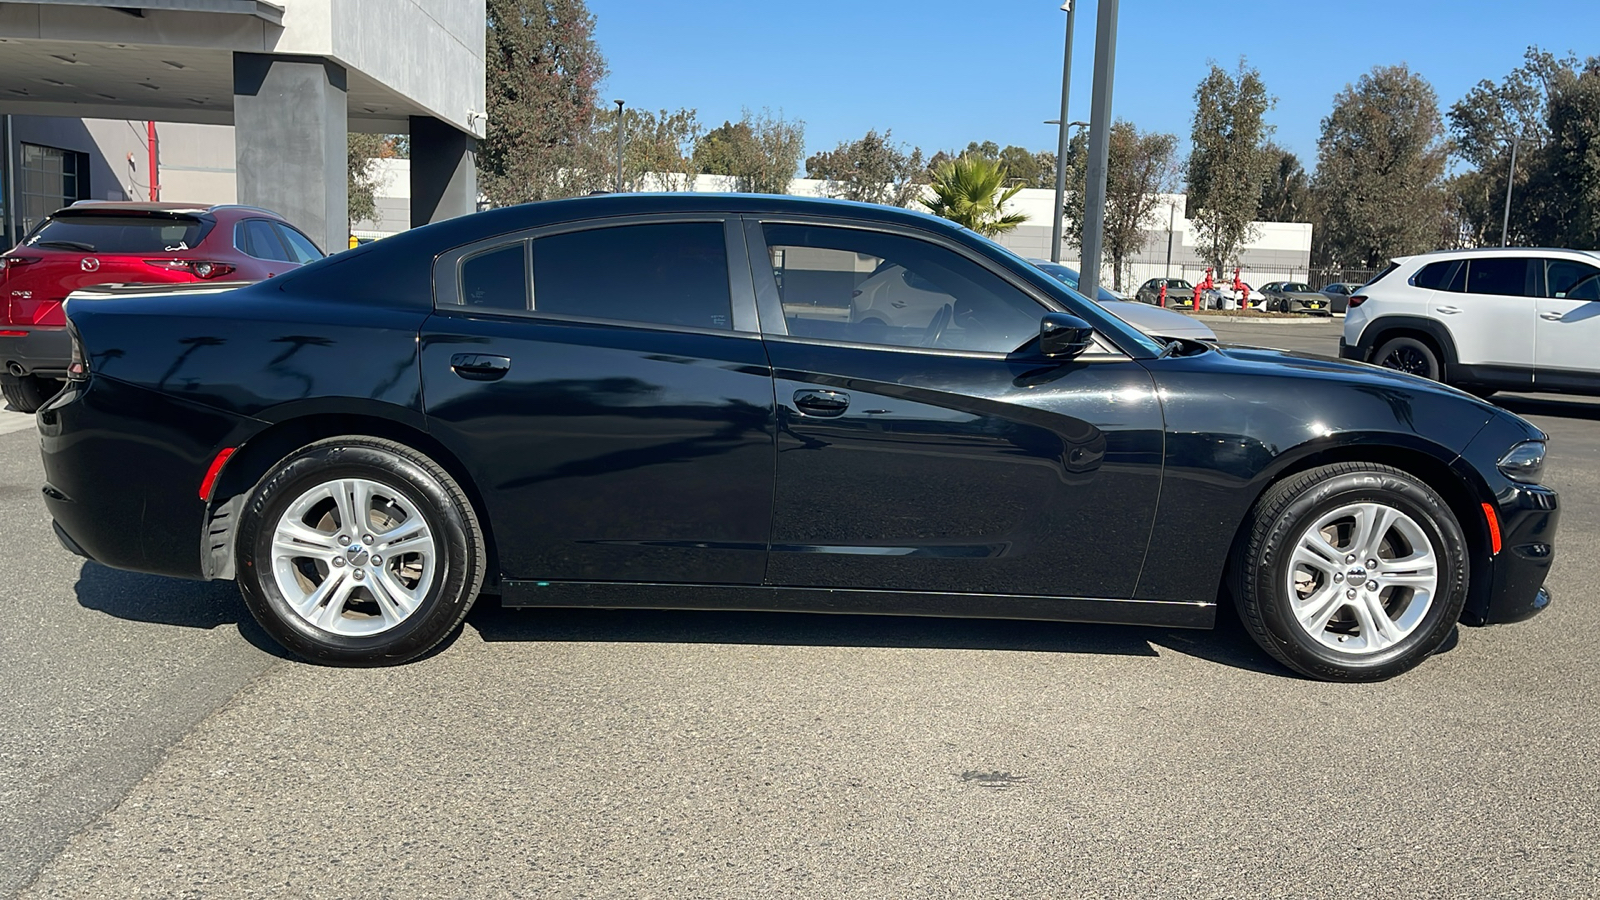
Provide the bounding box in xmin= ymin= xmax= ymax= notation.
xmin=0 ymin=325 xmax=70 ymax=379
xmin=1338 ymin=336 xmax=1363 ymax=362
xmin=39 ymin=374 xmax=249 ymax=580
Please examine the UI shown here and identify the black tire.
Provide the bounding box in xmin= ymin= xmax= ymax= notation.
xmin=1373 ymin=336 xmax=1441 ymax=381
xmin=1235 ymin=463 xmax=1468 ymax=681
xmin=235 ymin=436 xmax=485 ymax=666
xmin=2 ymin=375 xmax=63 ymax=413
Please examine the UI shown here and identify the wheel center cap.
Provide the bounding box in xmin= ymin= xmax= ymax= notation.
xmin=347 ymin=545 xmax=370 ymax=567
xmin=1349 ymin=566 xmax=1367 ymax=580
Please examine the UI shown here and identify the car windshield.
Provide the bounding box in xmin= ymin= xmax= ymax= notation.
xmin=1284 ymin=283 xmax=1312 ymax=292
xmin=1168 ymin=280 xmax=1193 ymax=290
xmin=1033 ymin=261 xmax=1123 ymax=305
xmin=23 ymin=213 xmax=208 ymax=253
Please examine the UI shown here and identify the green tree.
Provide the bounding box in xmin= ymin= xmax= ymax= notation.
xmin=921 ymin=155 xmax=1027 ymax=237
xmin=478 ymin=0 xmax=608 ymax=205
xmin=1186 ymin=60 xmax=1276 ymax=270
xmin=1313 ymin=64 xmax=1450 ymax=269
xmin=595 ymin=106 xmax=703 ymax=191
xmin=926 ymin=143 xmax=1055 ymax=188
xmin=1062 ymin=122 xmax=1179 ymax=291
xmin=347 ymin=132 xmax=384 ymax=229
xmin=1447 ymin=47 xmax=1579 ymax=245
xmin=1257 ymin=143 xmax=1310 ymax=222
xmin=804 ymin=128 xmax=927 ymax=206
xmin=691 ymin=108 xmax=806 ymax=194
xmin=1525 ymin=59 xmax=1600 ymax=249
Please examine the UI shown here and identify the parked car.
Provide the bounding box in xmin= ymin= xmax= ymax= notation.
xmin=1260 ymin=281 xmax=1331 ymax=315
xmin=40 ymin=194 xmax=1557 ymax=681
xmin=1029 ymin=260 xmax=1216 ymax=342
xmin=1134 ymin=277 xmax=1196 ymax=307
xmin=1342 ymin=247 xmax=1600 ymax=397
xmin=1319 ymin=282 xmax=1364 ymax=314
xmin=0 ymin=201 xmax=323 ymax=412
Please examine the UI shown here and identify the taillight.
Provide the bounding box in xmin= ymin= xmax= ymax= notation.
xmin=66 ymin=323 xmax=89 ymax=382
xmin=143 ymin=259 xmax=236 ymax=279
xmin=0 ymin=255 xmax=40 ymax=280
xmin=1348 ymin=295 xmax=1367 ymax=308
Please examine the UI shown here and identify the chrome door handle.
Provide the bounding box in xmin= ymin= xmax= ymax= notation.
xmin=793 ymin=389 xmax=849 ymax=417
xmin=1435 ymin=306 xmax=1462 ymax=314
xmin=1540 ymin=311 xmax=1564 ymax=321
xmin=450 ymin=353 xmax=511 ymax=381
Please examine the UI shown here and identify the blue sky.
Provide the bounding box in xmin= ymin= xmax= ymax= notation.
xmin=587 ymin=0 xmax=1598 ymax=170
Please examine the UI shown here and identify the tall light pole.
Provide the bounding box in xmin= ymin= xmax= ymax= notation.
xmin=1049 ymin=1 xmax=1078 ymax=263
xmin=1046 ymin=119 xmax=1089 ymax=260
xmin=1165 ymin=197 xmax=1177 ymax=278
xmin=614 ymin=99 xmax=626 ymax=193
xmin=1501 ymin=134 xmax=1520 ymax=247
xmin=1077 ymin=0 xmax=1120 ymax=298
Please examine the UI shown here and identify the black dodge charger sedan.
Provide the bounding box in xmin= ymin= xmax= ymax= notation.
xmin=37 ymin=195 xmax=1557 ymax=681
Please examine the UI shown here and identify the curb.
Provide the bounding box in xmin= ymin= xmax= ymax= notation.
xmin=1187 ymin=315 xmax=1339 ymax=325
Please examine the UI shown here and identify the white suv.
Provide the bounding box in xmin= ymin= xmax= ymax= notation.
xmin=1341 ymin=247 xmax=1600 ymax=396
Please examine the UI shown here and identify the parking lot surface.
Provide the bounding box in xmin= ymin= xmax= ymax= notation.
xmin=5 ymin=321 xmax=1600 ymax=898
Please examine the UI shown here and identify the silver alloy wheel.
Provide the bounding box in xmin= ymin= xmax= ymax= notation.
xmin=269 ymin=477 xmax=437 ymax=636
xmin=1285 ymin=501 xmax=1439 ymax=655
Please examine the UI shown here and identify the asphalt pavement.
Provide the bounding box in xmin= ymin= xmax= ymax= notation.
xmin=5 ymin=324 xmax=1600 ymax=898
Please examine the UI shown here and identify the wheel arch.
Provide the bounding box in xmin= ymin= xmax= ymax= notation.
xmin=1361 ymin=316 xmax=1460 ymax=376
xmin=204 ymin=410 xmax=499 ymax=589
xmin=1216 ymin=439 xmax=1495 ymax=627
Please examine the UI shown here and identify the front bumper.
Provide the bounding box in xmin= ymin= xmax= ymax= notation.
xmin=0 ymin=325 xmax=70 ymax=380
xmin=1478 ymin=482 xmax=1559 ymax=624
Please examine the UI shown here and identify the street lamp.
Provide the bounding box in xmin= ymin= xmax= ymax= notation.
xmin=1048 ymin=1 xmax=1078 ymax=264
xmin=614 ymin=99 xmax=626 ymax=193
xmin=1045 ymin=119 xmax=1090 ymax=263
xmin=1077 ymin=0 xmax=1120 ymax=298
xmin=1501 ymin=134 xmax=1520 ymax=247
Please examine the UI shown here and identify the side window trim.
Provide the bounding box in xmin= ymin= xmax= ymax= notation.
xmin=433 ymin=214 xmax=757 ymax=334
xmin=457 ymin=240 xmax=531 ymax=312
xmin=740 ymin=214 xmax=1133 ymax=360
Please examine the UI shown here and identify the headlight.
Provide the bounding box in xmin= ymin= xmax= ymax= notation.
xmin=1497 ymin=440 xmax=1546 ymax=484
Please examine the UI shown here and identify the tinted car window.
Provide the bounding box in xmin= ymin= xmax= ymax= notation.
xmin=530 ymin=223 xmax=732 ymax=330
xmin=275 ymin=224 xmax=324 ymax=264
xmin=1546 ymin=259 xmax=1600 ymax=301
xmin=23 ymin=214 xmax=205 ymax=252
xmin=460 ymin=243 xmax=529 ymax=311
xmin=238 ymin=219 xmax=291 ymax=262
xmin=763 ymin=223 xmax=1042 ymax=354
xmin=1464 ymin=258 xmax=1533 ymax=297
xmin=1411 ymin=261 xmax=1457 ymax=290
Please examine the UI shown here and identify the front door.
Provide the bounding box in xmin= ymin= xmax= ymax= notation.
xmin=1535 ymin=256 xmax=1600 ymax=389
xmin=420 ymin=217 xmax=776 ymax=585
xmin=748 ymin=219 xmax=1164 ymax=601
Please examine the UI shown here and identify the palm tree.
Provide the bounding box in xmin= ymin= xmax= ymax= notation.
xmin=921 ymin=155 xmax=1028 ymax=236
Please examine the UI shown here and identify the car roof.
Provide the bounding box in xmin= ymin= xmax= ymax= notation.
xmin=57 ymin=201 xmax=280 ymax=218
xmin=1393 ymin=246 xmax=1600 ymax=265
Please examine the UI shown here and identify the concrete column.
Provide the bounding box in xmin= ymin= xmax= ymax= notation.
xmin=233 ymin=53 xmax=348 ymax=255
xmin=409 ymin=115 xmax=477 ymax=228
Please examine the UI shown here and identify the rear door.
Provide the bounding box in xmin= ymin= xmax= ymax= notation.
xmin=747 ymin=217 xmax=1163 ymax=601
xmin=1429 ymin=256 xmax=1536 ymax=373
xmin=1536 ymin=256 xmax=1600 ymax=389
xmin=419 ymin=215 xmax=777 ymax=586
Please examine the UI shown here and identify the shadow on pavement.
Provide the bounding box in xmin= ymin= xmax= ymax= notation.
xmin=1495 ymin=394 xmax=1600 ymax=422
xmin=467 ymin=598 xmax=1290 ymax=677
xmin=73 ymin=561 xmax=295 ymax=660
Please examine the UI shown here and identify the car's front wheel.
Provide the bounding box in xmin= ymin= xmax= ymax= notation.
xmin=2 ymin=374 xmax=63 ymax=413
xmin=235 ymin=437 xmax=485 ymax=666
xmin=1236 ymin=463 xmax=1468 ymax=681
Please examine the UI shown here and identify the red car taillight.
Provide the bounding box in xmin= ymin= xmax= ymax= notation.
xmin=1348 ymin=295 xmax=1368 ymax=308
xmin=143 ymin=259 xmax=236 ymax=279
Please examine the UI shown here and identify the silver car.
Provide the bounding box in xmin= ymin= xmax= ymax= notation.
xmin=1030 ymin=261 xmax=1216 ymax=342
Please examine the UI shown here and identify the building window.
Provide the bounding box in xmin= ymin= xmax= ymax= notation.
xmin=18 ymin=143 xmax=89 ymax=236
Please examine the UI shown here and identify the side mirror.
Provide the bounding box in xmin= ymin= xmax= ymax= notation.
xmin=1039 ymin=313 xmax=1095 ymax=359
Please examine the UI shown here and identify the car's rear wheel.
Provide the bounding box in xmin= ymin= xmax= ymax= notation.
xmin=1373 ymin=336 xmax=1441 ymax=381
xmin=1236 ymin=463 xmax=1468 ymax=681
xmin=2 ymin=374 xmax=63 ymax=413
xmin=235 ymin=437 xmax=485 ymax=666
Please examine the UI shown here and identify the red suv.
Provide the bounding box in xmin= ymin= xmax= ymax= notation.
xmin=1 ymin=201 xmax=324 ymax=412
